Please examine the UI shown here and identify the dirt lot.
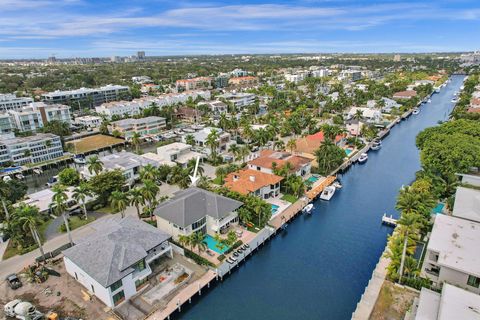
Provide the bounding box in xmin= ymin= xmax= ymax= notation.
xmin=370 ymin=281 xmax=419 ymax=320
xmin=0 ymin=259 xmax=115 ymax=320
xmin=68 ymin=134 xmax=124 ymax=154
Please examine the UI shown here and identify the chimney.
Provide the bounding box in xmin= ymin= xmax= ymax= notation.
xmin=233 ymin=175 xmax=239 ymax=182
xmin=249 ymin=175 xmax=256 ymax=182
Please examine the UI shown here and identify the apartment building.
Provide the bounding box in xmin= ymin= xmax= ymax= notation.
xmin=7 ymin=102 xmax=71 ymax=132
xmin=228 ymin=76 xmax=258 ymax=87
xmin=41 ymin=85 xmax=129 ymax=106
xmin=175 ymin=77 xmax=212 ymax=92
xmin=108 ymin=116 xmax=166 ymax=139
xmin=35 ymin=102 xmax=71 ymax=126
xmin=145 ymin=142 xmax=203 ymax=167
xmin=218 ymin=92 xmax=256 ymax=109
xmin=0 ymin=133 xmax=63 ymax=166
xmin=0 ymin=113 xmax=14 ymax=134
xmin=0 ymin=93 xmax=33 ymax=112
xmin=96 ymin=100 xmax=143 ymax=119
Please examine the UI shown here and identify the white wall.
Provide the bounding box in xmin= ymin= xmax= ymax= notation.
xmin=439 ymin=267 xmax=480 ymax=294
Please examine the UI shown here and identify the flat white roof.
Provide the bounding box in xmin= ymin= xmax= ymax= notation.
xmin=438 ymin=284 xmax=480 ymax=320
xmin=428 ymin=214 xmax=480 ymax=277
xmin=415 ymin=288 xmax=440 ymax=320
xmin=453 ymin=187 xmax=480 ymax=223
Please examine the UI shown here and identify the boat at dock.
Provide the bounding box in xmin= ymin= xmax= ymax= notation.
xmin=412 ymin=108 xmax=420 ymax=115
xmin=358 ymin=153 xmax=368 ymax=163
xmin=302 ymin=203 xmax=314 ymax=214
xmin=33 ymin=168 xmax=43 ymax=174
xmin=427 ymin=99 xmax=432 ymax=103
xmin=370 ymin=140 xmax=382 ymax=151
xmin=320 ymin=186 xmax=336 ymax=201
xmin=381 ymin=213 xmax=397 ymax=227
xmin=332 ymin=181 xmax=342 ymax=189
xmin=73 ymin=155 xmax=86 ymax=165
xmin=15 ymin=173 xmax=24 ymax=180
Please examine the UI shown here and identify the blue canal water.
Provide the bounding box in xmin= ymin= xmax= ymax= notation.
xmin=179 ymin=75 xmax=465 ymax=320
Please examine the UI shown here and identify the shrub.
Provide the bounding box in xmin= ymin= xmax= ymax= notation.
xmin=218 ymin=254 xmax=225 ymax=262
xmin=184 ymin=249 xmax=216 ymax=268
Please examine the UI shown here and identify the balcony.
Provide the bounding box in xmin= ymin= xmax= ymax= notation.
xmin=425 ymin=267 xmax=440 ymax=277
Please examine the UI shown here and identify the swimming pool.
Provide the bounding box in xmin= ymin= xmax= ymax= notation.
xmin=307 ymin=175 xmax=319 ymax=184
xmin=432 ymin=203 xmax=445 ymax=215
xmin=203 ymin=234 xmax=229 ymax=254
xmin=345 ymin=148 xmax=353 ymax=156
xmin=0 ymin=166 xmax=21 ymax=173
xmin=271 ymin=204 xmax=280 ymax=215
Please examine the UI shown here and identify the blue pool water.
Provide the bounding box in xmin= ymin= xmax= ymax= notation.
xmin=345 ymin=149 xmax=353 ymax=156
xmin=307 ymin=175 xmax=319 ymax=183
xmin=203 ymin=234 xmax=229 ymax=254
xmin=432 ymin=203 xmax=445 ymax=214
xmin=271 ymin=204 xmax=280 ymax=215
xmin=0 ymin=166 xmax=21 ymax=173
xmin=180 ymin=76 xmax=464 ymax=320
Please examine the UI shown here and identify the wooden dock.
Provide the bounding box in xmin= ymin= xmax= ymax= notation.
xmin=305 ymin=175 xmax=336 ymax=200
xmin=381 ymin=214 xmax=398 ymax=226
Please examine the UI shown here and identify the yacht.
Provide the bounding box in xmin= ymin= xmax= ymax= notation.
xmin=427 ymin=99 xmax=432 ymax=103
xmin=371 ymin=140 xmax=382 ymax=151
xmin=332 ymin=181 xmax=342 ymax=189
xmin=358 ymin=153 xmax=368 ymax=163
xmin=73 ymin=155 xmax=86 ymax=165
xmin=434 ymin=87 xmax=441 ymax=93
xmin=15 ymin=173 xmax=25 ymax=180
xmin=320 ymin=186 xmax=336 ymax=201
xmin=302 ymin=203 xmax=314 ymax=214
xmin=412 ymin=108 xmax=420 ymax=115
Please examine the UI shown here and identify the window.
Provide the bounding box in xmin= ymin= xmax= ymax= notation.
xmin=467 ymin=275 xmax=480 ymax=288
xmin=112 ymin=290 xmax=125 ymax=306
xmin=135 ymin=278 xmax=147 ymax=290
xmin=110 ymin=279 xmax=123 ymax=292
xmin=191 ymin=217 xmax=206 ymax=231
xmin=91 ymin=285 xmax=95 ymax=293
xmin=134 ymin=260 xmax=146 ymax=273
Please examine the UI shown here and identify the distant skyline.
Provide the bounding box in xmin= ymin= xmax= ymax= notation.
xmin=1 ymin=0 xmax=480 ymax=59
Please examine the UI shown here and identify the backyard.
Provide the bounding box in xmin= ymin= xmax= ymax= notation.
xmin=370 ymin=281 xmax=419 ymax=320
xmin=67 ymin=134 xmax=124 ymax=154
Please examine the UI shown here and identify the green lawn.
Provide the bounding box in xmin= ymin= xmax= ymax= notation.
xmin=96 ymin=205 xmax=118 ymax=214
xmin=59 ymin=216 xmax=96 ymax=233
xmin=212 ymin=176 xmax=223 ymax=185
xmin=281 ymin=194 xmax=298 ymax=203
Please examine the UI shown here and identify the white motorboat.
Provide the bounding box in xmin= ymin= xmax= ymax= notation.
xmin=320 ymin=186 xmax=336 ymax=201
xmin=412 ymin=108 xmax=420 ymax=115
xmin=302 ymin=203 xmax=314 ymax=214
xmin=15 ymin=173 xmax=24 ymax=180
xmin=33 ymin=168 xmax=43 ymax=174
xmin=451 ymin=98 xmax=458 ymax=103
xmin=332 ymin=181 xmax=342 ymax=189
xmin=358 ymin=153 xmax=368 ymax=163
xmin=435 ymin=87 xmax=441 ymax=93
xmin=73 ymin=155 xmax=86 ymax=165
xmin=427 ymin=99 xmax=432 ymax=103
xmin=371 ymin=140 xmax=382 ymax=151
xmin=3 ymin=176 xmax=12 ymax=182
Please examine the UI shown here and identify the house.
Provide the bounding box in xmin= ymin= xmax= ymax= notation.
xmin=412 ymin=284 xmax=480 ymax=320
xmin=224 ymin=169 xmax=283 ymax=199
xmin=81 ymin=151 xmax=160 ymax=185
xmin=381 ymin=97 xmax=401 ymax=113
xmin=19 ymin=186 xmax=92 ymax=214
xmin=393 ymin=90 xmax=417 ymax=100
xmin=198 ymin=101 xmax=228 ymax=115
xmin=74 ymin=115 xmax=102 ymax=128
xmin=108 ymin=116 xmax=166 ymax=139
xmin=175 ymin=107 xmax=203 ymax=123
xmin=347 ymin=107 xmax=382 ymax=123
xmin=346 ymin=119 xmax=364 ymax=136
xmin=143 ymin=142 xmax=203 ymax=168
xmin=294 ymin=131 xmax=345 ymax=161
xmin=63 ymin=217 xmax=172 ymax=308
xmin=366 ymin=100 xmax=376 ymax=109
xmin=421 ymin=214 xmax=480 ymax=294
xmin=154 ymin=187 xmax=243 ymax=238
xmin=181 ymin=127 xmax=232 ymax=155
xmin=451 ymin=187 xmax=480 ymax=223
xmin=247 ymin=150 xmax=312 ymax=178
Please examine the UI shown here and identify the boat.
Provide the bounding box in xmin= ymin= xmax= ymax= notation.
xmin=320 ymin=186 xmax=336 ymax=201
xmin=281 ymin=223 xmax=288 ymax=230
xmin=3 ymin=176 xmax=12 ymax=182
xmin=434 ymin=87 xmax=441 ymax=93
xmin=451 ymin=98 xmax=458 ymax=103
xmin=412 ymin=108 xmax=420 ymax=115
xmin=15 ymin=173 xmax=24 ymax=180
xmin=332 ymin=181 xmax=342 ymax=189
xmin=73 ymin=155 xmax=86 ymax=165
xmin=371 ymin=140 xmax=382 ymax=151
xmin=358 ymin=153 xmax=368 ymax=163
xmin=427 ymin=99 xmax=432 ymax=103
xmin=33 ymin=168 xmax=43 ymax=174
xmin=302 ymin=203 xmax=314 ymax=214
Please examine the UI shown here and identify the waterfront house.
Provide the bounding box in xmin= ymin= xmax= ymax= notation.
xmin=420 ymin=214 xmax=480 ymax=294
xmin=63 ymin=217 xmax=172 ymax=308
xmin=451 ymin=187 xmax=480 ymax=223
xmin=74 ymin=115 xmax=102 ymax=128
xmin=224 ymin=169 xmax=283 ymax=199
xmin=392 ymin=90 xmax=417 ymax=100
xmin=381 ymin=97 xmax=401 ymax=113
xmin=247 ymin=150 xmax=312 ymax=178
xmin=81 ymin=151 xmax=160 ymax=185
xmin=346 ymin=119 xmax=364 ymax=136
xmin=154 ymin=187 xmax=243 ymax=238
xmin=181 ymin=127 xmax=233 ymax=156
xmin=347 ymin=107 xmax=382 ymax=124
xmin=412 ymin=283 xmax=480 ymax=320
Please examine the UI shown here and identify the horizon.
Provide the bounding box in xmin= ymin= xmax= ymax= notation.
xmin=1 ymin=0 xmax=480 ymax=59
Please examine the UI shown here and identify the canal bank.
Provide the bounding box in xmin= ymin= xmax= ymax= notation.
xmin=175 ymin=75 xmax=464 ymax=320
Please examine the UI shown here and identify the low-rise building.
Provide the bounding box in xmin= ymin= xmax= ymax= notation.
xmin=181 ymin=127 xmax=232 ymax=155
xmin=108 ymin=116 xmax=166 ymax=139
xmin=0 ymin=113 xmax=14 ymax=134
xmin=0 ymin=133 xmax=63 ymax=166
xmin=218 ymin=93 xmax=256 ymax=109
xmin=8 ymin=107 xmax=44 ymax=132
xmin=20 ymin=186 xmax=93 ymax=214
xmin=74 ymin=115 xmax=102 ymax=128
xmin=247 ymin=150 xmax=312 ymax=178
xmin=346 ymin=119 xmax=364 ymax=136
xmin=347 ymin=107 xmax=382 ymax=123
xmin=175 ymin=77 xmax=212 ymax=92
xmin=228 ymin=76 xmax=258 ymax=87
xmin=198 ymin=101 xmax=228 ymax=115
xmin=34 ymin=102 xmax=71 ymax=126
xmin=412 ymin=284 xmax=480 ymax=320
xmin=421 ymin=214 xmax=480 ymax=294
xmin=381 ymin=97 xmax=402 ymax=113
xmin=224 ymin=169 xmax=283 ymax=199
xmin=175 ymin=107 xmax=203 ymax=123
xmin=0 ymin=93 xmax=34 ymax=112
xmin=147 ymin=142 xmax=203 ymax=168
xmin=451 ymin=187 xmax=480 ymax=223
xmin=154 ymin=187 xmax=243 ymax=238
xmin=41 ymin=85 xmax=129 ymax=106
xmin=63 ymin=217 xmax=172 ymax=308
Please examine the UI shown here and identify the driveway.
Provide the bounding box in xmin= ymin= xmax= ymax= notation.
xmin=44 ymin=211 xmax=107 ymax=241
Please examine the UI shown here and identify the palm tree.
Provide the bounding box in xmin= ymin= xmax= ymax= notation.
xmin=238 ymin=145 xmax=251 ymax=163
xmin=352 ymin=109 xmax=363 ymax=143
xmin=178 ymin=234 xmax=191 ymax=249
xmin=131 ymin=132 xmax=141 ymax=154
xmin=228 ymin=144 xmax=240 ymax=159
xmin=109 ymin=191 xmax=129 ymax=218
xmin=185 ymin=134 xmax=195 ymax=146
xmin=189 ymin=232 xmax=207 ymax=254
xmin=15 ymin=204 xmax=45 ymax=259
xmin=0 ymin=180 xmax=11 ymax=220
xmin=187 ymin=158 xmax=204 ymax=176
xmin=273 ymin=140 xmax=285 ymax=151
xmin=87 ymin=155 xmax=103 ymax=175
xmin=287 ymin=139 xmax=297 ymax=154
xmin=72 ymin=182 xmax=92 ymax=219
xmin=139 ymin=164 xmax=158 ymax=181
xmin=128 ymin=187 xmax=145 ymax=219
xmin=51 ymin=184 xmax=73 ymax=246
xmin=205 ymin=129 xmax=220 ymax=164
xmin=397 ymin=212 xmax=420 ymax=283
xmin=141 ymin=179 xmax=159 ymax=220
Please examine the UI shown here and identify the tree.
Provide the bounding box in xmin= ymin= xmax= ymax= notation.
xmin=141 ymin=179 xmax=159 ymax=220
xmin=15 ymin=204 xmax=45 ymax=259
xmin=131 ymin=132 xmax=142 ymax=154
xmin=287 ymin=139 xmax=297 ymax=154
xmin=42 ymin=120 xmax=71 ymax=137
xmin=109 ymin=191 xmax=129 ymax=218
xmin=273 ymin=140 xmax=285 ymax=151
xmin=189 ymin=232 xmax=207 ymax=254
xmin=87 ymin=155 xmax=103 ymax=175
xmin=314 ymin=139 xmax=346 ymax=175
xmin=185 ymin=134 xmax=195 ymax=146
xmin=139 ymin=164 xmax=159 ymax=181
xmin=89 ymin=170 xmax=126 ymax=205
xmin=178 ymin=234 xmax=191 ymax=249
xmin=72 ymin=182 xmax=92 ymax=219
xmin=51 ymin=184 xmax=74 ymax=246
xmin=128 ymin=187 xmax=145 ymax=219
xmin=238 ymin=145 xmax=251 ymax=163
xmin=397 ymin=212 xmax=420 ymax=283
xmin=205 ymin=129 xmax=220 ymax=164
xmin=58 ymin=167 xmax=80 ymax=186
xmin=187 ymin=158 xmax=204 ymax=177
xmin=0 ymin=180 xmax=11 ymax=220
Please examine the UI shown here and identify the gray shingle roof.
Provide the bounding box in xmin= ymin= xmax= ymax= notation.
xmin=154 ymin=187 xmax=243 ymax=228
xmin=63 ymin=216 xmax=170 ymax=287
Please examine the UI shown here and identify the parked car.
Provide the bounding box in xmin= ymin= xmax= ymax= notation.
xmin=69 ymin=208 xmax=83 ymax=216
xmin=6 ymin=274 xmax=22 ymax=290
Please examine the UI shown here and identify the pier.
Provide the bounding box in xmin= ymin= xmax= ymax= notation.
xmin=381 ymin=213 xmax=398 ymax=226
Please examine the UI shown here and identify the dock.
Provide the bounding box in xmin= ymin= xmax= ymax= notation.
xmin=381 ymin=213 xmax=397 ymax=226
xmin=305 ymin=175 xmax=336 ymax=200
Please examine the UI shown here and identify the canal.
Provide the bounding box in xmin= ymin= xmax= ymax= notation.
xmin=178 ymin=75 xmax=464 ymax=320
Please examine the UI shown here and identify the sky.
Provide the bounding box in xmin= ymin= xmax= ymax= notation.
xmin=1 ymin=0 xmax=480 ymax=58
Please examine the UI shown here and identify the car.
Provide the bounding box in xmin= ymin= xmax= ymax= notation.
xmin=6 ymin=274 xmax=22 ymax=290
xmin=69 ymin=208 xmax=83 ymax=216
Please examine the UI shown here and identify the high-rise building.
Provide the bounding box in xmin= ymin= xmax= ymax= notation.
xmin=137 ymin=51 xmax=146 ymax=60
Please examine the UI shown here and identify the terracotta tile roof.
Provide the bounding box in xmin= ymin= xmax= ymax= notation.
xmin=470 ymin=98 xmax=480 ymax=106
xmin=467 ymin=107 xmax=480 ymax=113
xmin=295 ymin=137 xmax=321 ymax=155
xmin=224 ymin=169 xmax=283 ymax=195
xmin=393 ymin=90 xmax=417 ymax=98
xmin=248 ymin=150 xmax=311 ymax=171
xmin=307 ymin=131 xmax=344 ymax=143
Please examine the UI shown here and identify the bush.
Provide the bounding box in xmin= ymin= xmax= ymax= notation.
xmin=58 ymin=167 xmax=80 ymax=186
xmin=144 ymin=220 xmax=157 ymax=227
xmin=218 ymin=254 xmax=226 ymax=262
xmin=400 ymin=277 xmax=434 ymax=291
xmin=224 ymin=240 xmax=243 ymax=255
xmin=184 ymin=249 xmax=216 ymax=267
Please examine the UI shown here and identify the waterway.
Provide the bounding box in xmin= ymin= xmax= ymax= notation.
xmin=178 ymin=75 xmax=464 ymax=320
